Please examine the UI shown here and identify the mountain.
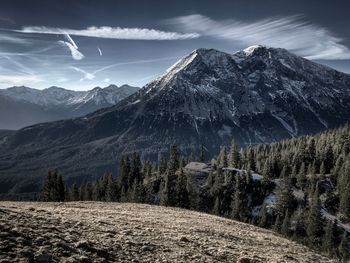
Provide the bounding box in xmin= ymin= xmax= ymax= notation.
xmin=0 ymin=84 xmax=139 ymax=129
xmin=1 ymin=45 xmax=350 ymax=194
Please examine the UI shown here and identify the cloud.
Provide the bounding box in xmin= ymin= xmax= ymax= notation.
xmin=103 ymin=78 xmax=110 ymax=82
xmin=16 ymin=26 xmax=199 ymax=40
xmin=57 ymin=33 xmax=84 ymax=60
xmin=70 ymin=66 xmax=95 ymax=82
xmin=97 ymin=47 xmax=102 ymax=56
xmin=0 ymin=75 xmax=43 ymax=85
xmin=69 ymin=56 xmax=180 ymax=82
xmin=169 ymin=14 xmax=350 ymax=60
xmin=0 ymin=34 xmax=31 ymax=45
xmin=64 ymin=33 xmax=78 ymax=49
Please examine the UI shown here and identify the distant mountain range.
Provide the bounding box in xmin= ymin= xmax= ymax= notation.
xmin=0 ymin=84 xmax=139 ymax=129
xmin=1 ymin=45 xmax=350 ymax=195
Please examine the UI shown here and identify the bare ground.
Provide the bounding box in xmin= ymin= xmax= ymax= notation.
xmin=0 ymin=202 xmax=334 ymax=263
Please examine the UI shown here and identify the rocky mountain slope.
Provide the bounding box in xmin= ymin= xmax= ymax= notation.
xmin=0 ymin=202 xmax=335 ymax=263
xmin=0 ymin=84 xmax=139 ymax=129
xmin=1 ymin=45 xmax=350 ymax=194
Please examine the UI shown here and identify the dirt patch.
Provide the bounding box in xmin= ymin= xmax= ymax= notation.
xmin=0 ymin=201 xmax=334 ymax=262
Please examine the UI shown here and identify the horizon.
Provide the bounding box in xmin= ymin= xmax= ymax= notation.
xmin=1 ymin=0 xmax=350 ymax=90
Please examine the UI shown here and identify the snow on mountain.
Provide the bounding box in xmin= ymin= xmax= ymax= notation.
xmin=0 ymin=84 xmax=139 ymax=129
xmin=1 ymin=46 xmax=350 ymax=193
xmin=0 ymin=84 xmax=138 ymax=107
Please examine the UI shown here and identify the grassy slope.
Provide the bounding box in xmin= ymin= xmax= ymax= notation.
xmin=0 ymin=202 xmax=333 ymax=263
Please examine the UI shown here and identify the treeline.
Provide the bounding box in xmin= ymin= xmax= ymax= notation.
xmin=41 ymin=125 xmax=350 ymax=261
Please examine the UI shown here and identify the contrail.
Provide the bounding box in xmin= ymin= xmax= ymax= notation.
xmin=69 ymin=56 xmax=180 ymax=82
xmin=64 ymin=33 xmax=78 ymax=49
xmin=97 ymin=47 xmax=102 ymax=56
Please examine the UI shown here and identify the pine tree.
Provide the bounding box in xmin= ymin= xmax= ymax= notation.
xmin=228 ymin=140 xmax=240 ymax=167
xmin=293 ymin=209 xmax=307 ymax=240
xmin=323 ymin=220 xmax=338 ymax=256
xmin=281 ymin=209 xmax=291 ymax=237
xmin=217 ymin=146 xmax=228 ymax=167
xmin=258 ymin=204 xmax=268 ymax=228
xmin=158 ymin=157 xmax=167 ymax=175
xmin=339 ymin=231 xmax=349 ymax=262
xmin=130 ymin=152 xmax=142 ymax=185
xmin=57 ymin=174 xmax=65 ymax=202
xmin=168 ymin=145 xmax=180 ymax=176
xmin=213 ymin=196 xmax=220 ymax=215
xmin=70 ymin=183 xmax=79 ymax=201
xmin=247 ymin=147 xmax=256 ymax=171
xmin=119 ymin=156 xmax=131 ymax=195
xmin=324 ymin=145 xmax=334 ymax=174
xmin=176 ymin=168 xmax=189 ymax=208
xmin=231 ymin=175 xmax=244 ymax=220
xmin=273 ymin=214 xmax=282 ymax=233
xmin=307 ymin=184 xmax=324 ymax=247
xmin=275 ymin=166 xmax=294 ymax=216
xmin=83 ymin=182 xmax=93 ymax=201
xmin=308 ymin=138 xmax=316 ymax=165
xmin=42 ymin=171 xmax=54 ymax=201
xmin=296 ymin=162 xmax=307 ymax=190
xmin=199 ymin=145 xmax=205 ymax=162
xmin=105 ymin=174 xmax=117 ymax=202
xmin=262 ymin=159 xmax=273 ymax=180
xmin=339 ymin=183 xmax=350 ymax=220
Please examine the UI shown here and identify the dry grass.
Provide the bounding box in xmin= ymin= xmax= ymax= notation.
xmin=0 ymin=202 xmax=334 ymax=263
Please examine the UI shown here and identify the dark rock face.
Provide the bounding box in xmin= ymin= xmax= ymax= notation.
xmin=1 ymin=46 xmax=350 ymax=194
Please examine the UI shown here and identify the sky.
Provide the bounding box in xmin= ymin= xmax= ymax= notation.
xmin=0 ymin=0 xmax=350 ymax=90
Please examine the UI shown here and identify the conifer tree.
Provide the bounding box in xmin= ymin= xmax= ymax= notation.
xmin=213 ymin=196 xmax=220 ymax=215
xmin=231 ymin=175 xmax=244 ymax=220
xmin=199 ymin=145 xmax=205 ymax=162
xmin=258 ymin=204 xmax=268 ymax=228
xmin=228 ymin=140 xmax=240 ymax=167
xmin=158 ymin=157 xmax=167 ymax=175
xmin=323 ymin=220 xmax=338 ymax=256
xmin=307 ymin=138 xmax=316 ymax=164
xmin=307 ymin=184 xmax=324 ymax=247
xmin=281 ymin=209 xmax=291 ymax=237
xmin=217 ymin=146 xmax=228 ymax=167
xmin=273 ymin=214 xmax=282 ymax=233
xmin=324 ymin=145 xmax=334 ymax=174
xmin=119 ymin=156 xmax=131 ymax=196
xmin=275 ymin=166 xmax=294 ymax=216
xmin=339 ymin=231 xmax=349 ymax=262
xmin=105 ymin=174 xmax=117 ymax=202
xmin=339 ymin=183 xmax=350 ymax=220
xmin=176 ymin=168 xmax=189 ymax=208
xmin=296 ymin=162 xmax=307 ymax=190
xmin=42 ymin=171 xmax=54 ymax=201
xmin=70 ymin=183 xmax=79 ymax=201
xmin=57 ymin=174 xmax=65 ymax=202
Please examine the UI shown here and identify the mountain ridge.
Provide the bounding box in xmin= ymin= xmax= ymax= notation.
xmin=0 ymin=84 xmax=139 ymax=129
xmin=1 ymin=45 xmax=350 ymax=194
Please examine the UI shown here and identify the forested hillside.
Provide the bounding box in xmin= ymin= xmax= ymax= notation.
xmin=42 ymin=124 xmax=350 ymax=261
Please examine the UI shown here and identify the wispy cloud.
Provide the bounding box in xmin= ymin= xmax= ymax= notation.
xmin=16 ymin=26 xmax=199 ymax=40
xmin=70 ymin=56 xmax=180 ymax=82
xmin=0 ymin=34 xmax=31 ymax=45
xmin=0 ymin=75 xmax=43 ymax=85
xmin=169 ymin=14 xmax=350 ymax=60
xmin=97 ymin=47 xmax=102 ymax=56
xmin=58 ymin=33 xmax=84 ymax=60
xmin=70 ymin=66 xmax=95 ymax=82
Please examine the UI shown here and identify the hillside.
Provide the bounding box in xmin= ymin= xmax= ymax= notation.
xmin=0 ymin=202 xmax=334 ymax=263
xmin=1 ymin=46 xmax=350 ymax=194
